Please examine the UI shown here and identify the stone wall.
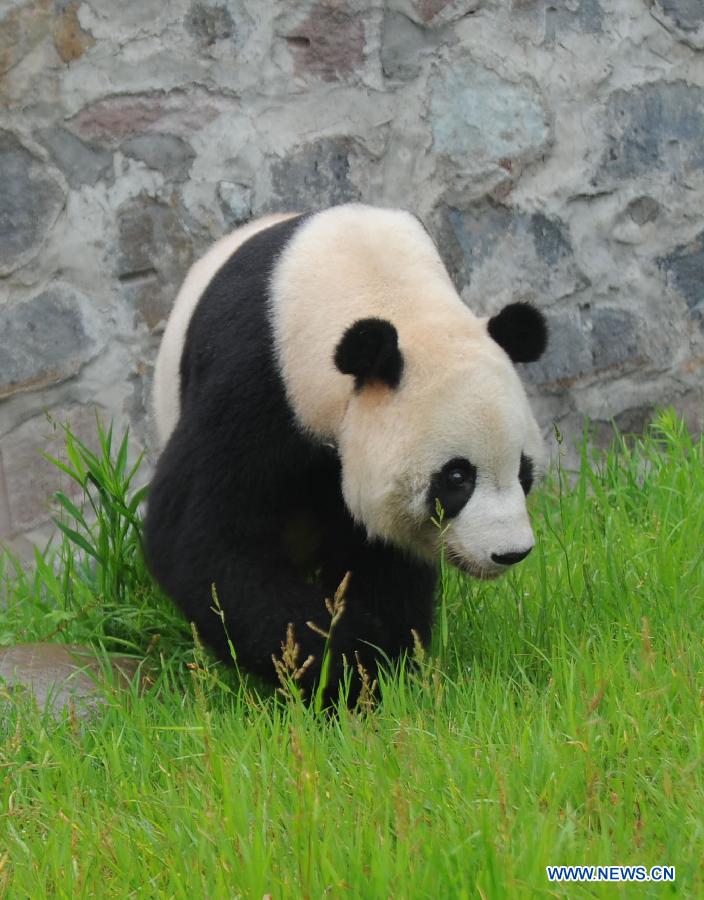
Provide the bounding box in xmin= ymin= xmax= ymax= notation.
xmin=1 ymin=0 xmax=703 ymax=552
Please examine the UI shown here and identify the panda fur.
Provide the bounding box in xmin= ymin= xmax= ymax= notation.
xmin=145 ymin=204 xmax=548 ymax=703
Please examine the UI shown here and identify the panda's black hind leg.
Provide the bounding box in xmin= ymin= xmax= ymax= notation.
xmin=178 ymin=540 xmax=436 ymax=708
xmin=180 ymin=547 xmax=400 ymax=707
xmin=319 ymin=539 xmax=438 ymax=687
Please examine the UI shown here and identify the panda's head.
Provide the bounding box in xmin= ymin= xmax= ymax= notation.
xmin=333 ymin=302 xmax=548 ymax=578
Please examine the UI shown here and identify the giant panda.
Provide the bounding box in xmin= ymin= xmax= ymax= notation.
xmin=145 ymin=204 xmax=548 ymax=703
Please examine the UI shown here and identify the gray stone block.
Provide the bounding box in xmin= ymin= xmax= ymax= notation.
xmin=438 ymin=203 xmax=587 ymax=304
xmin=0 ymin=464 xmax=10 ymax=541
xmin=0 ymin=285 xmax=101 ymax=400
xmin=0 ymin=644 xmax=146 ymax=719
xmin=0 ymin=130 xmax=65 ymax=276
xmin=68 ymin=91 xmax=234 ymax=145
xmin=523 ymin=307 xmax=643 ymax=386
xmin=519 ymin=0 xmax=604 ymax=41
xmin=440 ymin=203 xmax=514 ymax=280
xmin=0 ymin=0 xmax=52 ymax=78
xmin=650 ymin=0 xmax=704 ymax=32
xmin=626 ymin=196 xmax=660 ymax=226
xmin=429 ymin=60 xmax=550 ymax=181
xmin=0 ymin=405 xmax=103 ymax=535
xmin=530 ymin=213 xmax=574 ymax=268
xmin=282 ymin=5 xmax=366 ymax=83
xmin=591 ymin=308 xmax=641 ymax=371
xmin=185 ymin=1 xmax=235 ymax=45
xmin=601 ymin=82 xmax=704 ymax=181
xmin=218 ymin=181 xmax=253 ymax=226
xmin=591 ymin=404 xmax=657 ymax=449
xmin=521 ymin=313 xmax=592 ymax=386
xmin=390 ymin=0 xmax=482 ymax=26
xmin=121 ymin=134 xmax=195 ymax=181
xmin=658 ymin=230 xmax=704 ymax=312
xmin=116 ymin=196 xmax=193 ymax=331
xmin=381 ymin=11 xmax=440 ymax=81
xmin=268 ymin=138 xmax=361 ymax=212
xmin=38 ymin=125 xmax=113 ymax=189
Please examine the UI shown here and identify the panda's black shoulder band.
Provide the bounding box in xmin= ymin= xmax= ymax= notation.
xmin=334 ymin=318 xmax=404 ymax=390
xmin=487 ymin=302 xmax=548 ymax=364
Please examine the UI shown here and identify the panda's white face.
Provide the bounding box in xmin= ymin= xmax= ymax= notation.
xmin=337 ymin=343 xmax=547 ymax=578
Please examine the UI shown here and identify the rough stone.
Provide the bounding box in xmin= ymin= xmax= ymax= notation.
xmin=116 ymin=197 xmax=193 ymax=331
xmin=658 ymin=230 xmax=704 ymax=312
xmin=283 ymin=5 xmax=366 ymax=82
xmin=0 ymin=284 xmax=101 ymax=400
xmin=381 ymin=11 xmax=441 ymax=80
xmin=0 ymin=130 xmax=65 ymax=276
xmin=612 ymin=404 xmax=656 ymax=435
xmin=551 ymin=0 xmax=603 ymax=32
xmin=0 ymin=404 xmax=104 ymax=534
xmin=521 ymin=312 xmax=592 ymax=386
xmin=612 ymin=195 xmax=663 ymax=245
xmin=429 ymin=60 xmax=550 ymax=183
xmin=655 ymin=0 xmax=704 ymax=30
xmin=523 ymin=307 xmax=643 ymax=386
xmin=416 ymin=0 xmax=454 ymax=19
xmin=391 ymin=0 xmax=481 ymax=26
xmin=601 ymin=83 xmax=704 ymax=182
xmin=519 ymin=0 xmax=604 ymax=41
xmin=0 ymin=0 xmax=52 ymax=77
xmin=52 ymin=1 xmax=95 ymax=63
xmin=591 ymin=403 xmax=657 ymax=449
xmin=121 ymin=134 xmax=195 ymax=181
xmin=440 ymin=202 xmax=513 ymax=278
xmin=38 ymin=125 xmax=112 ymax=189
xmin=591 ymin=308 xmax=642 ymax=372
xmin=0 ymin=467 xmax=10 ymax=541
xmin=68 ymin=90 xmax=234 ymax=144
xmin=74 ymin=0 xmax=179 ymax=33
xmin=645 ymin=0 xmax=704 ymax=46
xmin=217 ymin=181 xmax=253 ymax=226
xmin=185 ymin=1 xmax=235 ymax=45
xmin=268 ymin=138 xmax=361 ymax=212
xmin=0 ymin=644 xmax=145 ymax=718
xmin=530 ymin=213 xmax=574 ymax=268
xmin=439 ymin=203 xmax=587 ymax=304
xmin=626 ymin=196 xmax=660 ymax=226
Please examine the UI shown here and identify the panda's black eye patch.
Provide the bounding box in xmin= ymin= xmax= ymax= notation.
xmin=519 ymin=453 xmax=534 ymax=496
xmin=428 ymin=457 xmax=477 ymax=519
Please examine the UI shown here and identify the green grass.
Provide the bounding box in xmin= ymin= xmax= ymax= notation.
xmin=1 ymin=410 xmax=702 ymax=898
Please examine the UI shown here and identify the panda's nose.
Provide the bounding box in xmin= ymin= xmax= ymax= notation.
xmin=491 ymin=547 xmax=532 ymax=566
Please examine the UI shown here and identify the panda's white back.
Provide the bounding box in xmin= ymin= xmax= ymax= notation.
xmin=152 ymin=212 xmax=296 ymax=448
xmin=270 ymin=204 xmax=486 ymax=439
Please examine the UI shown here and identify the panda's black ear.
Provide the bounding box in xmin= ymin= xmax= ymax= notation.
xmin=334 ymin=318 xmax=404 ymax=389
xmin=487 ymin=302 xmax=548 ymax=363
